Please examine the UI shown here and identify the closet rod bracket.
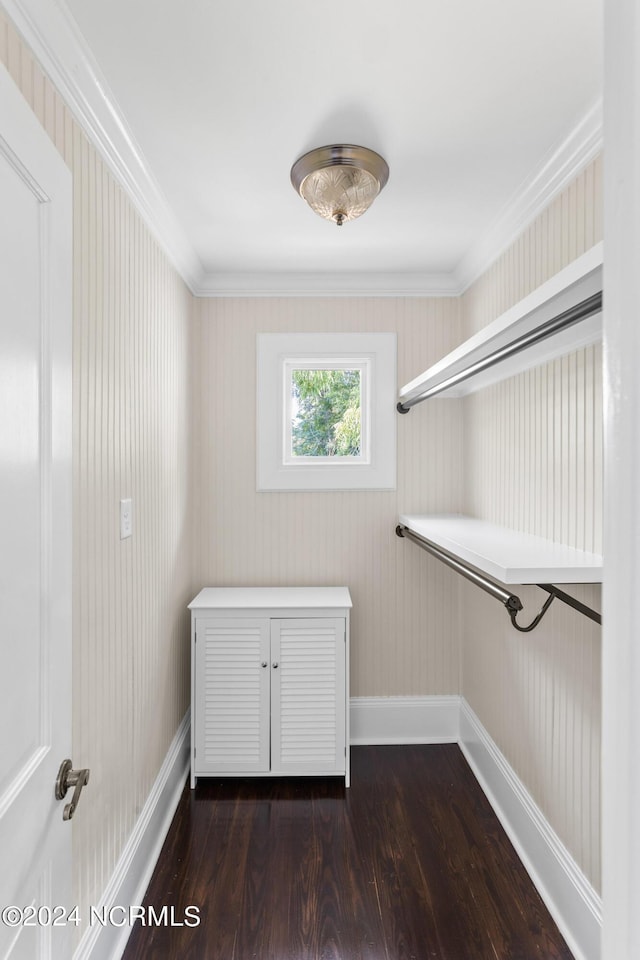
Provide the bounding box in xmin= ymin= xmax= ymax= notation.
xmin=504 ymin=595 xmax=523 ymax=616
xmin=508 ymin=592 xmax=556 ymax=632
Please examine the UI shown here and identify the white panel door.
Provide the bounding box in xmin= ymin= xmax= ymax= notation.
xmin=0 ymin=64 xmax=73 ymax=958
xmin=195 ymin=619 xmax=270 ymax=773
xmin=270 ymin=618 xmax=346 ymax=775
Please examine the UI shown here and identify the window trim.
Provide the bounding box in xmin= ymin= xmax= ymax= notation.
xmin=257 ymin=333 xmax=396 ymax=491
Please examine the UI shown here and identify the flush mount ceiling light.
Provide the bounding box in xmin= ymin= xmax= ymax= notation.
xmin=290 ymin=144 xmax=389 ymax=227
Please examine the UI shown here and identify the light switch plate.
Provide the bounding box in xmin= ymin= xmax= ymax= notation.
xmin=120 ymin=498 xmax=132 ymax=539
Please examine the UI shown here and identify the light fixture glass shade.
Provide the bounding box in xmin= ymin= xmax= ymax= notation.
xmin=291 ymin=144 xmax=389 ymax=226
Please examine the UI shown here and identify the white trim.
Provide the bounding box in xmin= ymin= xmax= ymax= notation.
xmin=0 ymin=1 xmax=602 ymax=299
xmin=349 ymin=696 xmax=460 ymax=744
xmin=455 ymin=100 xmax=603 ymax=293
xmin=601 ymin=2 xmax=640 ymax=957
xmin=257 ymin=333 xmax=396 ymax=491
xmin=459 ymin=699 xmax=602 ymax=960
xmin=73 ymin=712 xmax=190 ymax=960
xmin=192 ymin=271 xmax=461 ymax=298
xmin=2 ymin=0 xmax=203 ymax=291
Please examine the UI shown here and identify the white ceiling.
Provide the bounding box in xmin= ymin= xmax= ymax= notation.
xmin=27 ymin=0 xmax=603 ymax=293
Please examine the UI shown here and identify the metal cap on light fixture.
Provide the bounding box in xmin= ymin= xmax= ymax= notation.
xmin=290 ymin=144 xmax=389 ymax=226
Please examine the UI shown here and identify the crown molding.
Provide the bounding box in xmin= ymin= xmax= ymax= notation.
xmin=193 ymin=270 xmax=460 ymax=298
xmin=2 ymin=0 xmax=204 ymax=292
xmin=454 ymin=99 xmax=603 ymax=294
xmin=3 ymin=0 xmax=602 ymax=299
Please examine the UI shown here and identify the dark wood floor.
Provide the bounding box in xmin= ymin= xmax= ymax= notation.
xmin=122 ymin=745 xmax=574 ymax=960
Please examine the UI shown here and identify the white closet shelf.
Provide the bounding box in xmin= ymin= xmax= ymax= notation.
xmin=398 ymin=514 xmax=603 ymax=585
xmin=398 ymin=242 xmax=603 ymax=405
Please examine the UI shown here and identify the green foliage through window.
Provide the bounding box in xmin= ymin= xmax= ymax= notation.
xmin=291 ymin=369 xmax=361 ymax=457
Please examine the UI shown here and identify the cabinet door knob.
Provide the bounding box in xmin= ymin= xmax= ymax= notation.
xmin=261 ymin=661 xmax=268 ymax=668
xmin=272 ymin=662 xmax=279 ymax=669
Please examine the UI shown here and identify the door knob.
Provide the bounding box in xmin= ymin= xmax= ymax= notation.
xmin=55 ymin=759 xmax=90 ymax=821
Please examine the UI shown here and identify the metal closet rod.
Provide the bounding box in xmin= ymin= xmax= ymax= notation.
xmin=395 ymin=524 xmax=601 ymax=632
xmin=396 ymin=291 xmax=603 ymax=413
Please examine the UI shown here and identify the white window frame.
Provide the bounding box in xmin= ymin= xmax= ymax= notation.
xmin=257 ymin=333 xmax=396 ymax=491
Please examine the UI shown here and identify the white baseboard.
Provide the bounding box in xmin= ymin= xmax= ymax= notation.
xmin=350 ymin=695 xmax=460 ymax=744
xmin=73 ymin=712 xmax=190 ymax=960
xmin=459 ymin=698 xmax=602 ymax=960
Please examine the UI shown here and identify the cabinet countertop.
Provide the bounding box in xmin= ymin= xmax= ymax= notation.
xmin=189 ymin=586 xmax=352 ymax=611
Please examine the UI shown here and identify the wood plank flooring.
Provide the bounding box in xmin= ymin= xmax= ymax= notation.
xmin=122 ymin=745 xmax=575 ymax=960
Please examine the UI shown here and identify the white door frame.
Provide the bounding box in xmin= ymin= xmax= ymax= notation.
xmin=602 ymin=2 xmax=640 ymax=958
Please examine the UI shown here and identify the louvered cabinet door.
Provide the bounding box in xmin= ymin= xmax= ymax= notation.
xmin=270 ymin=618 xmax=346 ymax=775
xmin=194 ymin=618 xmax=270 ymax=774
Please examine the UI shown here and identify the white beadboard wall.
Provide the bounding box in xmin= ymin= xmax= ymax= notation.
xmin=191 ymin=297 xmax=463 ymax=698
xmin=464 ymin=157 xmax=603 ymax=336
xmin=465 ymin=347 xmax=603 ymax=553
xmin=461 ymin=157 xmax=603 ymax=890
xmin=0 ymin=10 xmax=193 ymax=937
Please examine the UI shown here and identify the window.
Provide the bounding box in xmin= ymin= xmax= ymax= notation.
xmin=285 ymin=361 xmax=368 ymax=464
xmin=257 ymin=333 xmax=396 ymax=491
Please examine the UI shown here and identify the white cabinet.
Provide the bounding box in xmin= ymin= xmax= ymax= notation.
xmin=188 ymin=587 xmax=351 ymax=787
